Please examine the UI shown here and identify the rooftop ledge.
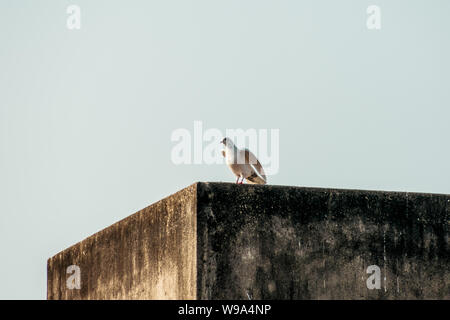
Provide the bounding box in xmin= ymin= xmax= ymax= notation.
xmin=47 ymin=182 xmax=450 ymax=300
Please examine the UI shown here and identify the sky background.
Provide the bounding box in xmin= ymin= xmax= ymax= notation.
xmin=1 ymin=0 xmax=449 ymax=299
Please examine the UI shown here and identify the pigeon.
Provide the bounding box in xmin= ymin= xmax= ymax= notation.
xmin=220 ymin=137 xmax=267 ymax=184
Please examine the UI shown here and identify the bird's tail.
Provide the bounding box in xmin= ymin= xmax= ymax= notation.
xmin=246 ymin=173 xmax=267 ymax=185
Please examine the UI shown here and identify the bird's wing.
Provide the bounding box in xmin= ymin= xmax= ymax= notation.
xmin=243 ymin=149 xmax=267 ymax=183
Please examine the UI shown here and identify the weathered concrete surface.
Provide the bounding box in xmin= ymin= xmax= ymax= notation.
xmin=47 ymin=184 xmax=197 ymax=299
xmin=197 ymin=183 xmax=449 ymax=299
xmin=48 ymin=182 xmax=449 ymax=299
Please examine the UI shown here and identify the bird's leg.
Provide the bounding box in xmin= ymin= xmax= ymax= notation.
xmin=239 ymin=176 xmax=244 ymax=184
xmin=236 ymin=176 xmax=240 ymax=184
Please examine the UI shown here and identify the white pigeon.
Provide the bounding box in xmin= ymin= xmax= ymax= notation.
xmin=220 ymin=137 xmax=267 ymax=185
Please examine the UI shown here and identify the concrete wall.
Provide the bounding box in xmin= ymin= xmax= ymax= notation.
xmin=48 ymin=182 xmax=449 ymax=299
xmin=47 ymin=184 xmax=197 ymax=299
xmin=197 ymin=183 xmax=449 ymax=299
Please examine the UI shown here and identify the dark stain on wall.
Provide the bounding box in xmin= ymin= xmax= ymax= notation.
xmin=196 ymin=183 xmax=449 ymax=299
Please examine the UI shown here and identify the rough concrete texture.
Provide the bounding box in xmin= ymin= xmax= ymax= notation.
xmin=198 ymin=183 xmax=449 ymax=299
xmin=47 ymin=184 xmax=197 ymax=299
xmin=48 ymin=182 xmax=449 ymax=299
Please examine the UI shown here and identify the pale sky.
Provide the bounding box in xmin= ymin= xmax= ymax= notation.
xmin=1 ymin=1 xmax=449 ymax=299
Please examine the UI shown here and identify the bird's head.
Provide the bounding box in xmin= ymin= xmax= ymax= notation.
xmin=220 ymin=137 xmax=234 ymax=148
